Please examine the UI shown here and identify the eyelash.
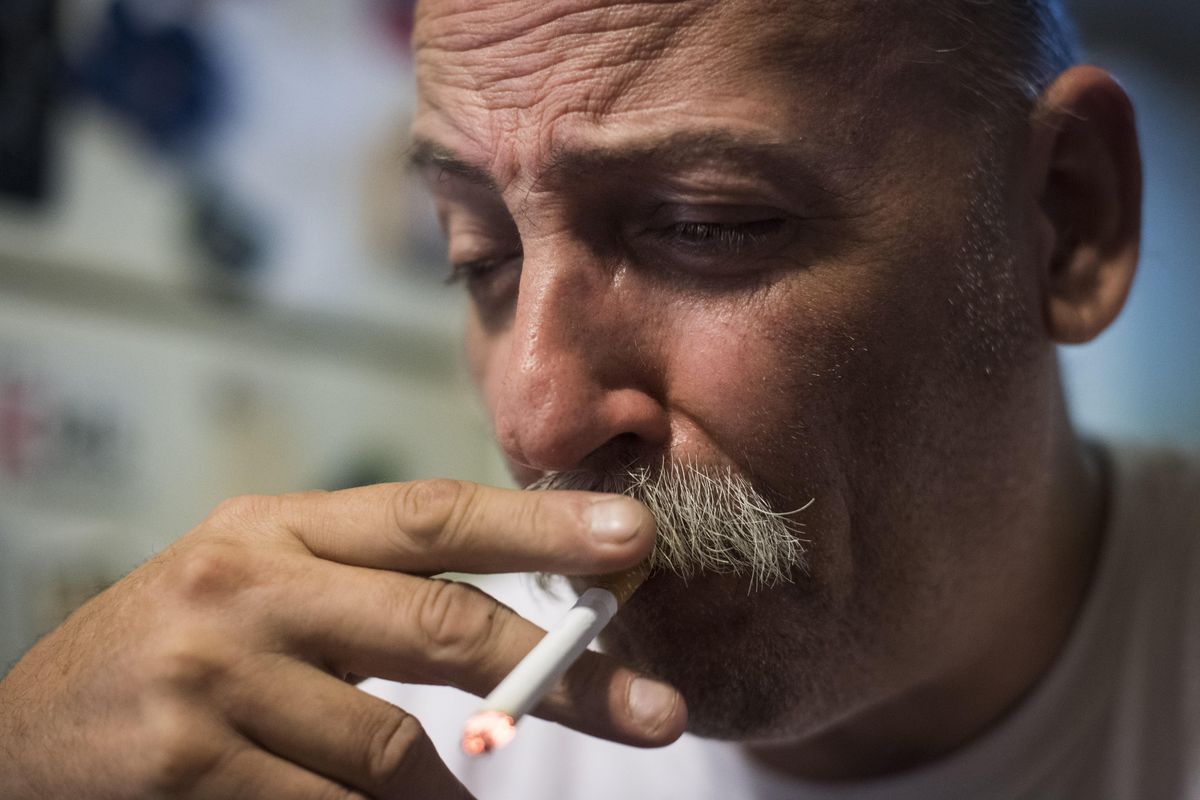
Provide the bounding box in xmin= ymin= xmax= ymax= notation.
xmin=661 ymin=219 xmax=786 ymax=252
xmin=444 ymin=252 xmax=521 ymax=286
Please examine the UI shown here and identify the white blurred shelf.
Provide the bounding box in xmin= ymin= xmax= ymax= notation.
xmin=0 ymin=250 xmax=463 ymax=379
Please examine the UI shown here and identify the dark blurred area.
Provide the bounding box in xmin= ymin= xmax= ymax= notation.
xmin=0 ymin=0 xmax=1196 ymax=670
xmin=0 ymin=0 xmax=59 ymax=202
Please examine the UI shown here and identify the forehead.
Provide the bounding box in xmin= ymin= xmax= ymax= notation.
xmin=413 ymin=0 xmax=859 ymax=76
xmin=412 ymin=0 xmax=903 ymax=185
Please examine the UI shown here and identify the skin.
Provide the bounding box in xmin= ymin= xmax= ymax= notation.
xmin=0 ymin=0 xmax=1141 ymax=795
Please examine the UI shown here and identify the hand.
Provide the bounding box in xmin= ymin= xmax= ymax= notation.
xmin=0 ymin=481 xmax=686 ymax=799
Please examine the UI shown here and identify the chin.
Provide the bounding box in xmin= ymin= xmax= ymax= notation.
xmin=599 ymin=571 xmax=839 ymax=741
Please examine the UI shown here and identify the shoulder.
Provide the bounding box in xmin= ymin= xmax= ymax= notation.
xmin=1096 ymin=442 xmax=1200 ymax=783
xmin=1103 ymin=441 xmax=1200 ymax=557
xmin=1100 ymin=442 xmax=1200 ymax=612
xmin=1107 ymin=441 xmax=1200 ymax=502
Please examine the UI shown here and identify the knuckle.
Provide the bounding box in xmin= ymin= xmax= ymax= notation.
xmin=362 ymin=707 xmax=426 ymax=784
xmin=146 ymin=631 xmax=229 ymax=694
xmin=414 ymin=580 xmax=500 ymax=665
xmin=390 ymin=479 xmax=475 ymax=547
xmin=171 ymin=541 xmax=253 ymax=605
xmin=139 ymin=704 xmax=225 ymax=794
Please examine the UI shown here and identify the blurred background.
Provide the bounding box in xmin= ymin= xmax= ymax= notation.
xmin=0 ymin=0 xmax=1196 ymax=670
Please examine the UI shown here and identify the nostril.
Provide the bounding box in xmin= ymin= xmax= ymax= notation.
xmin=579 ymin=433 xmax=666 ymax=474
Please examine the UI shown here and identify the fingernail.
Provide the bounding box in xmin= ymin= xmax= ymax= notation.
xmin=628 ymin=677 xmax=680 ymax=732
xmin=586 ymin=497 xmax=642 ymax=544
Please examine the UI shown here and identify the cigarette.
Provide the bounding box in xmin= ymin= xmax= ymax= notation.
xmin=462 ymin=562 xmax=649 ymax=755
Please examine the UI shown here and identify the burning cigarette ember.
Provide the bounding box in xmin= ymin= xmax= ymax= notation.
xmin=461 ymin=563 xmax=649 ymax=755
xmin=461 ymin=710 xmax=516 ymax=755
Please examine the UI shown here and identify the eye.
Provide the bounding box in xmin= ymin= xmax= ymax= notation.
xmin=663 ymin=218 xmax=786 ymax=252
xmin=444 ymin=254 xmax=512 ymax=286
xmin=633 ymin=205 xmax=797 ymax=280
xmin=444 ymin=250 xmax=523 ymax=308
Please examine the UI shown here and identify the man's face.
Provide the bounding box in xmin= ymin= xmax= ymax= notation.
xmin=413 ymin=0 xmax=1052 ymax=740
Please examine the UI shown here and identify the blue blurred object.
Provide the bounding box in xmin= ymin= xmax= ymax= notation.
xmin=71 ymin=1 xmax=271 ymax=290
xmin=73 ymin=0 xmax=221 ymax=155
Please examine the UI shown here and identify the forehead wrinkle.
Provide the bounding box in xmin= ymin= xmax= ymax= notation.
xmin=415 ymin=0 xmax=708 ymax=56
xmin=417 ymin=0 xmax=900 ymax=101
xmin=416 ymin=1 xmax=710 ymax=116
xmin=414 ymin=0 xmax=904 ymax=210
xmin=415 ymin=0 xmax=892 ymax=129
xmin=415 ymin=1 xmax=723 ymax=203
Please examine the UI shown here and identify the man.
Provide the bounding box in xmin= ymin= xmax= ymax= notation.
xmin=1 ymin=0 xmax=1196 ymax=798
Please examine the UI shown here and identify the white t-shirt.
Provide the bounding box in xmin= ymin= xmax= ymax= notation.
xmin=362 ymin=445 xmax=1200 ymax=799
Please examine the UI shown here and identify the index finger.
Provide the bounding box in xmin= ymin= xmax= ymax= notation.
xmin=259 ymin=480 xmax=656 ymax=575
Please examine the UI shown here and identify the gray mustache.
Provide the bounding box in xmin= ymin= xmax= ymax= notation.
xmin=528 ymin=463 xmax=810 ymax=590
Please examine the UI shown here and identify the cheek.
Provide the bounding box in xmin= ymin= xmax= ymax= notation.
xmin=664 ymin=284 xmax=869 ymax=449
xmin=657 ymin=287 xmax=867 ymax=518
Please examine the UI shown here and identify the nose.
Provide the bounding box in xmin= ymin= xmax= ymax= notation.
xmin=491 ymin=248 xmax=670 ymax=474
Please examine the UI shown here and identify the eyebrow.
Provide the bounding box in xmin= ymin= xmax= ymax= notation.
xmin=409 ymin=130 xmax=811 ymax=194
xmin=409 ymin=138 xmax=500 ymax=192
xmin=546 ymin=131 xmax=806 ymax=183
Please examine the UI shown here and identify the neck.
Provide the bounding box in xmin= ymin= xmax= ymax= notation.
xmin=747 ymin=411 xmax=1108 ymax=781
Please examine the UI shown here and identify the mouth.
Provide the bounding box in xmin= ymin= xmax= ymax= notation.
xmin=594 ymin=571 xmax=770 ymax=674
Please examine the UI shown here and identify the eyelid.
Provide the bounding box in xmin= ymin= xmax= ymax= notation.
xmin=445 ymin=251 xmax=522 ymax=286
xmin=441 ymin=206 xmax=521 ymax=261
xmin=647 ymin=203 xmax=790 ymax=227
xmin=430 ymin=182 xmax=516 ymax=236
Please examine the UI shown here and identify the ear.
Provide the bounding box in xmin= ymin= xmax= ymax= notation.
xmin=1024 ymin=66 xmax=1142 ymax=345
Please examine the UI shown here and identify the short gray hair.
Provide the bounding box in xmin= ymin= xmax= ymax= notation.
xmin=931 ymin=1 xmax=1080 ymax=115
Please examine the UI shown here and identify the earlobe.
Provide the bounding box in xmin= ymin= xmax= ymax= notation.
xmin=1028 ymin=65 xmax=1143 ymax=345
